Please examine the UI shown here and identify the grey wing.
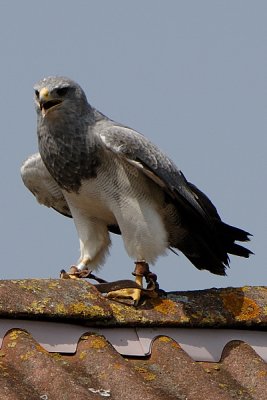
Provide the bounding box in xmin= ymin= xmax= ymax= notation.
xmin=20 ymin=153 xmax=121 ymax=235
xmin=98 ymin=125 xmax=252 ymax=273
xmin=21 ymin=153 xmax=72 ymax=218
xmin=99 ymin=124 xmax=210 ymax=224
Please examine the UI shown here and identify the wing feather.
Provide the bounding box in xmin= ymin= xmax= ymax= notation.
xmin=21 ymin=153 xmax=72 ymax=217
xmin=21 ymin=153 xmax=122 ymax=235
xmin=98 ymin=124 xmax=245 ymax=273
xmin=99 ymin=125 xmax=211 ymax=225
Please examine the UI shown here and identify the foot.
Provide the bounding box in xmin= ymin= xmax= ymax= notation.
xmin=106 ymin=261 xmax=159 ymax=306
xmin=60 ymin=266 xmax=91 ymax=280
xmin=107 ymin=276 xmax=143 ymax=306
xmin=60 ymin=262 xmax=160 ymax=306
xmin=60 ymin=266 xmax=108 ymax=284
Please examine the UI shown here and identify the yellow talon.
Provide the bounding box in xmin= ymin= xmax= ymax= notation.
xmin=60 ymin=266 xmax=85 ymax=279
xmin=107 ymin=287 xmax=142 ymax=304
xmin=107 ymin=272 xmax=143 ymax=305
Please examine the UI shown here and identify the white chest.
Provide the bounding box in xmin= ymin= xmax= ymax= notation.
xmin=63 ymin=154 xmax=164 ymax=225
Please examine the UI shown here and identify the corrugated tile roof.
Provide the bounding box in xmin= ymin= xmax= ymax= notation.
xmin=0 ymin=279 xmax=266 ymax=399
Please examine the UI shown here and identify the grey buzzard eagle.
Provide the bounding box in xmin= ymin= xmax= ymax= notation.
xmin=21 ymin=76 xmax=252 ymax=303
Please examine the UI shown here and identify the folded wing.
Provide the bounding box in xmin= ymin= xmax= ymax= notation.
xmin=99 ymin=124 xmax=252 ymax=275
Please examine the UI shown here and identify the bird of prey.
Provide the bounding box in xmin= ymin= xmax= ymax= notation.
xmin=21 ymin=76 xmax=252 ymax=304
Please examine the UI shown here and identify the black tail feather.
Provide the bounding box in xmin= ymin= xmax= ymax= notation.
xmin=171 ymin=181 xmax=253 ymax=275
xmin=216 ymin=221 xmax=253 ymax=258
xmin=179 ymin=221 xmax=252 ymax=275
xmin=227 ymin=243 xmax=254 ymax=258
xmin=219 ymin=221 xmax=252 ymax=243
xmin=185 ymin=254 xmax=227 ymax=276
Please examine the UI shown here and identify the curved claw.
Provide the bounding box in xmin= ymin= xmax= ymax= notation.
xmin=59 ymin=261 xmax=161 ymax=307
xmin=106 ymin=266 xmax=159 ymax=306
xmin=107 ymin=287 xmax=142 ymax=306
xmin=60 ymin=267 xmax=107 ymax=283
xmin=60 ymin=266 xmax=91 ymax=280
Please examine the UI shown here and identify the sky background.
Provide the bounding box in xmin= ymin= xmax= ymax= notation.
xmin=0 ymin=1 xmax=266 ymax=291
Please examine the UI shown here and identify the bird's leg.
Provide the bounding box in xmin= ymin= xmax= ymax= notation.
xmin=59 ymin=204 xmax=111 ymax=280
xmin=60 ymin=215 xmax=111 ymax=281
xmin=107 ymin=261 xmax=158 ymax=306
xmin=106 ymin=261 xmax=145 ymax=305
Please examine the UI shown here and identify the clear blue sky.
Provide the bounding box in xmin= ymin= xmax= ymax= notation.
xmin=0 ymin=1 xmax=266 ymax=290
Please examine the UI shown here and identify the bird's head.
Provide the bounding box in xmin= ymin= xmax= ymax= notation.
xmin=34 ymin=76 xmax=88 ymax=118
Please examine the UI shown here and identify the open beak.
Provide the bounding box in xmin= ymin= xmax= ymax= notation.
xmin=38 ymin=88 xmax=62 ymax=116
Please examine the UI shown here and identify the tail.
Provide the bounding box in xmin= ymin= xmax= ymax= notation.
xmin=218 ymin=222 xmax=253 ymax=258
xmin=178 ymin=221 xmax=253 ymax=276
xmin=171 ymin=182 xmax=253 ymax=276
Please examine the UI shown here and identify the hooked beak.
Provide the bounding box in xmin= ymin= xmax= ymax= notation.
xmin=38 ymin=88 xmax=62 ymax=116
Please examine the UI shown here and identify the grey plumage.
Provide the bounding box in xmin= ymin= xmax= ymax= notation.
xmin=21 ymin=153 xmax=121 ymax=235
xmin=21 ymin=76 xmax=252 ymax=276
xmin=21 ymin=153 xmax=71 ymax=217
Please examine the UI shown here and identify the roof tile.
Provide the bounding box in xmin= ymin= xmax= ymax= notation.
xmin=0 ymin=279 xmax=266 ymax=399
xmin=1 ymin=280 xmax=267 ymax=328
xmin=131 ymin=336 xmax=233 ymax=400
xmin=0 ymin=280 xmax=112 ymax=322
xmin=220 ymin=341 xmax=267 ymax=399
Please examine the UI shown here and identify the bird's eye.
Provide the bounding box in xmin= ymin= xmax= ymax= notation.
xmin=35 ymin=90 xmax=39 ymax=98
xmin=56 ymin=87 xmax=69 ymax=96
